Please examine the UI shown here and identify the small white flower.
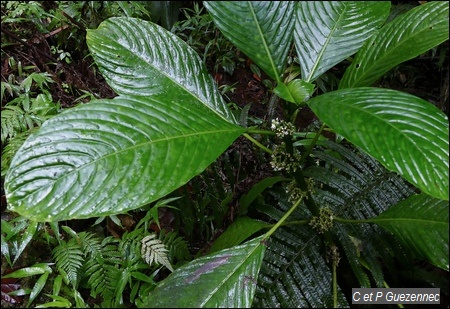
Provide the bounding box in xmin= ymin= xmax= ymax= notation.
xmin=271 ymin=118 xmax=296 ymax=138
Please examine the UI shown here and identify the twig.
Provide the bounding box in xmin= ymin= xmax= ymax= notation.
xmin=1 ymin=25 xmax=56 ymax=63
xmin=59 ymin=10 xmax=86 ymax=31
xmin=43 ymin=25 xmax=70 ymax=38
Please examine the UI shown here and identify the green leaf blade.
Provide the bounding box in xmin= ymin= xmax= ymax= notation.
xmin=86 ymin=17 xmax=237 ymax=124
xmin=5 ymin=96 xmax=244 ymax=221
xmin=295 ymin=1 xmax=390 ymax=83
xmin=273 ymin=79 xmax=315 ymax=104
xmin=340 ymin=1 xmax=449 ymax=88
xmin=6 ymin=16 xmax=245 ymax=221
xmin=308 ymin=87 xmax=449 ymax=200
xmin=239 ymin=176 xmax=286 ymax=216
xmin=138 ymin=236 xmax=266 ymax=308
xmin=371 ymin=193 xmax=449 ymax=270
xmin=204 ymin=1 xmax=296 ymax=82
xmin=209 ymin=217 xmax=270 ymax=254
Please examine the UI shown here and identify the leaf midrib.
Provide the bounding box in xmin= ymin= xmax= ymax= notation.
xmin=91 ymin=19 xmax=235 ymax=124
xmin=11 ymin=127 xmax=243 ymax=193
xmin=371 ymin=217 xmax=448 ymax=225
xmin=306 ymin=2 xmax=349 ymax=83
xmin=247 ymin=1 xmax=281 ymax=84
xmin=328 ymin=95 xmax=442 ymax=180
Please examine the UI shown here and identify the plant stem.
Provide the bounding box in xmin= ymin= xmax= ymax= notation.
xmin=245 ymin=128 xmax=275 ymax=136
xmin=382 ymin=282 xmax=404 ymax=309
xmin=283 ymin=132 xmax=338 ymax=251
xmin=243 ymin=133 xmax=273 ymax=154
xmin=262 ymin=196 xmax=303 ymax=240
xmin=299 ymin=122 xmax=326 ymax=166
xmin=333 ymin=258 xmax=338 ymax=308
xmin=267 ymin=92 xmax=280 ymax=122
xmin=360 ymin=257 xmax=404 ymax=309
xmin=278 ymin=219 xmax=309 ymax=226
xmin=333 ymin=217 xmax=379 ymax=224
xmin=293 ymin=168 xmax=320 ymax=217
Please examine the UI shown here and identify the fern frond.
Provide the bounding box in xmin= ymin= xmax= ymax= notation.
xmin=141 ymin=234 xmax=174 ymax=272
xmin=252 ymin=140 xmax=415 ymax=307
xmin=159 ymin=230 xmax=190 ymax=263
xmin=304 ymin=141 xmax=415 ymax=288
xmin=84 ymin=237 xmax=121 ymax=299
xmin=1 ymin=90 xmax=59 ymax=144
xmin=253 ymin=189 xmax=348 ymax=307
xmin=78 ymin=232 xmax=102 ymax=257
xmin=52 ymin=239 xmax=84 ymax=288
xmin=334 ymin=224 xmax=371 ymax=287
xmin=1 ymin=106 xmax=35 ymax=143
xmin=1 ymin=129 xmax=35 ymax=177
xmin=120 ymin=229 xmax=145 ymax=265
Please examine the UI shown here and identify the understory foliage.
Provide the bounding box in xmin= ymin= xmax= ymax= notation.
xmin=51 ymin=222 xmax=189 ymax=307
xmin=1 ymin=1 xmax=449 ymax=308
xmin=253 ymin=141 xmax=416 ymax=307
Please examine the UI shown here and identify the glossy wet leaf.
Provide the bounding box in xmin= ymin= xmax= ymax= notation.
xmin=273 ymin=79 xmax=315 ymax=104
xmin=308 ymin=87 xmax=449 ymax=200
xmin=209 ymin=217 xmax=270 ymax=254
xmin=5 ymin=17 xmax=244 ymax=221
xmin=370 ymin=193 xmax=449 ymax=270
xmin=204 ymin=1 xmax=296 ymax=82
xmin=86 ymin=17 xmax=237 ymax=124
xmin=340 ymin=1 xmax=449 ymax=88
xmin=5 ymin=96 xmax=243 ymax=221
xmin=28 ymin=272 xmax=50 ymax=307
xmin=239 ymin=176 xmax=286 ymax=216
xmin=138 ymin=236 xmax=266 ymax=308
xmin=295 ymin=1 xmax=390 ymax=83
xmin=36 ymin=295 xmax=72 ymax=308
xmin=2 ymin=263 xmax=52 ymax=279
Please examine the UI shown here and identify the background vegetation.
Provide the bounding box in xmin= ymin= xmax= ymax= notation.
xmin=1 ymin=1 xmax=448 ymax=308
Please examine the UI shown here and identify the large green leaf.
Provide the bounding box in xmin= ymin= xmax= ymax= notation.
xmin=369 ymin=193 xmax=449 ymax=271
xmin=295 ymin=1 xmax=390 ymax=83
xmin=5 ymin=17 xmax=245 ymax=221
xmin=308 ymin=87 xmax=449 ymax=201
xmin=340 ymin=1 xmax=449 ymax=88
xmin=86 ymin=17 xmax=237 ymax=124
xmin=146 ymin=1 xmax=183 ymax=30
xmin=138 ymin=236 xmax=266 ymax=308
xmin=5 ymin=96 xmax=243 ymax=221
xmin=209 ymin=217 xmax=270 ymax=254
xmin=204 ymin=1 xmax=296 ymax=82
xmin=239 ymin=176 xmax=286 ymax=216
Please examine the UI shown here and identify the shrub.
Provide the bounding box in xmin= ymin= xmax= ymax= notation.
xmin=4 ymin=1 xmax=449 ymax=307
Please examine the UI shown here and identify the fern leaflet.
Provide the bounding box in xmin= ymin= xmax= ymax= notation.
xmin=159 ymin=230 xmax=190 ymax=264
xmin=84 ymin=237 xmax=121 ymax=300
xmin=141 ymin=234 xmax=174 ymax=272
xmin=52 ymin=239 xmax=84 ymax=288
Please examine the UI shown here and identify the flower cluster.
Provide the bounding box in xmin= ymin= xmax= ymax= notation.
xmin=309 ymin=207 xmax=334 ymax=234
xmin=305 ymin=177 xmax=315 ymax=192
xmin=271 ymin=118 xmax=296 ymax=138
xmin=286 ymin=178 xmax=315 ymax=203
xmin=327 ymin=245 xmax=341 ymax=265
xmin=286 ymin=181 xmax=307 ymax=203
xmin=270 ymin=143 xmax=301 ymax=173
